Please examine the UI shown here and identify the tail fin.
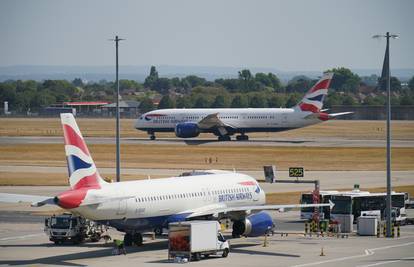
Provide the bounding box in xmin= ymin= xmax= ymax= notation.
xmin=296 ymin=73 xmax=333 ymax=113
xmin=60 ymin=113 xmax=106 ymax=190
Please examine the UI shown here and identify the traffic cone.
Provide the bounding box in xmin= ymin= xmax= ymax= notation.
xmin=320 ymin=246 xmax=325 ymax=256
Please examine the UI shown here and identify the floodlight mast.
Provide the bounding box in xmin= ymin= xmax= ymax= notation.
xmin=372 ymin=32 xmax=398 ymax=237
xmin=110 ymin=36 xmax=125 ymax=182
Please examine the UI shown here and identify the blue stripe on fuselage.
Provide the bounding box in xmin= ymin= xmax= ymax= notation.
xmin=97 ymin=213 xmax=190 ymax=232
xmin=136 ymin=127 xmax=298 ymax=134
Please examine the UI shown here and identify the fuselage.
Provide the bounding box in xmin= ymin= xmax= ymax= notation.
xmin=135 ymin=108 xmax=319 ymax=134
xmin=72 ymin=172 xmax=265 ymax=232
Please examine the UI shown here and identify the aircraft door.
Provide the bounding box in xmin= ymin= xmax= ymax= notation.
xmin=203 ymin=188 xmax=212 ymax=202
xmin=117 ymin=199 xmax=127 ymax=216
xmin=281 ymin=114 xmax=288 ymax=124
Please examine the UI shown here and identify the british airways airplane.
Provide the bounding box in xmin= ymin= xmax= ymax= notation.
xmin=0 ymin=114 xmax=332 ymax=246
xmin=135 ymin=73 xmax=352 ymax=141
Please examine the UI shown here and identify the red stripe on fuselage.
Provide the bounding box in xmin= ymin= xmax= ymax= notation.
xmin=310 ymin=78 xmax=331 ymax=93
xmin=63 ymin=124 xmax=90 ymax=156
xmin=239 ymin=181 xmax=256 ymax=186
xmin=57 ymin=174 xmax=101 ymax=209
xmin=57 ymin=188 xmax=88 ymax=209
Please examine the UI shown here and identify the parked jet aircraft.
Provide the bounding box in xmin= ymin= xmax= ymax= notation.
xmin=135 ymin=73 xmax=352 ymax=141
xmin=0 ymin=114 xmax=333 ymax=246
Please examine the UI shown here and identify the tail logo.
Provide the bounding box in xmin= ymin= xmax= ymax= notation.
xmin=298 ymin=73 xmax=333 ymax=113
xmin=61 ymin=114 xmax=102 ymax=190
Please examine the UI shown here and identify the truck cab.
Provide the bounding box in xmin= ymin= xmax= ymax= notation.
xmin=44 ymin=213 xmax=104 ymax=244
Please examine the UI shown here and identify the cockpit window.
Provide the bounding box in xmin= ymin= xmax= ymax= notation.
xmin=139 ymin=116 xmax=143 ymax=120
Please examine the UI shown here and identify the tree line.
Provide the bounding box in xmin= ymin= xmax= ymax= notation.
xmin=1 ymin=66 xmax=414 ymax=114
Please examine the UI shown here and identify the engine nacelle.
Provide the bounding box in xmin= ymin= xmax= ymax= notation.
xmin=175 ymin=122 xmax=200 ymax=138
xmin=232 ymin=211 xmax=274 ymax=237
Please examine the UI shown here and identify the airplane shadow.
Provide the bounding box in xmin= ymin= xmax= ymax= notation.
xmin=147 ymin=242 xmax=300 ymax=264
xmin=0 ymin=238 xmax=301 ymax=265
xmin=0 ymin=240 xmax=169 ymax=266
xmin=124 ymin=137 xmax=312 ymax=146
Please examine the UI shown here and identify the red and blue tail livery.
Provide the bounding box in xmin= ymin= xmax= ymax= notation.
xmin=61 ymin=113 xmax=105 ymax=190
xmin=298 ymin=72 xmax=333 ymax=113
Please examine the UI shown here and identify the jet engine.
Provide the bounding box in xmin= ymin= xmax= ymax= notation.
xmin=232 ymin=211 xmax=274 ymax=237
xmin=175 ymin=122 xmax=200 ymax=138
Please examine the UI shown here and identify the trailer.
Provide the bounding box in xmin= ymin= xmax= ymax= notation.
xmin=168 ymin=221 xmax=230 ymax=261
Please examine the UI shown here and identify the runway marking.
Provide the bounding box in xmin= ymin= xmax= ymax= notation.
xmin=290 ymin=241 xmax=414 ymax=267
xmin=0 ymin=233 xmax=43 ymax=241
xmin=356 ymin=256 xmax=414 ymax=267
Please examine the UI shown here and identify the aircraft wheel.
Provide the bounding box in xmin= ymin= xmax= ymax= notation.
xmin=154 ymin=227 xmax=162 ymax=236
xmin=150 ymin=135 xmax=156 ymax=140
xmin=133 ymin=233 xmax=143 ymax=246
xmin=218 ymin=135 xmax=231 ymax=141
xmin=236 ymin=135 xmax=249 ymax=141
xmin=124 ymin=233 xmax=133 ymax=246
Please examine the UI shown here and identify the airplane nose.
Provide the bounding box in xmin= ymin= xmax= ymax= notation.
xmin=135 ymin=116 xmax=144 ymax=129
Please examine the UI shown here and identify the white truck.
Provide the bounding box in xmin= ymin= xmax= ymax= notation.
xmin=44 ymin=213 xmax=105 ymax=244
xmin=168 ymin=221 xmax=230 ymax=261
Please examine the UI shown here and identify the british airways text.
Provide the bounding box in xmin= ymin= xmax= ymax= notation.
xmin=218 ymin=192 xmax=252 ymax=202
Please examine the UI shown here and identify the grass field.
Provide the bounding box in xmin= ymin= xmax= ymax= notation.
xmin=0 ymin=143 xmax=413 ymax=172
xmin=1 ymin=118 xmax=414 ymax=140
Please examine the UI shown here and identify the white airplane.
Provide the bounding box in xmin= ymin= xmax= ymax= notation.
xmin=135 ymin=73 xmax=352 ymax=141
xmin=0 ymin=113 xmax=333 ymax=246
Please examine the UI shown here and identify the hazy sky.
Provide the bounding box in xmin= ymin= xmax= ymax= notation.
xmin=1 ymin=0 xmax=413 ymax=71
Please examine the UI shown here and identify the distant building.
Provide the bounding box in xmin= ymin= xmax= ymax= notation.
xmin=40 ymin=107 xmax=76 ymax=117
xmin=102 ymin=100 xmax=141 ymax=118
xmin=63 ymin=101 xmax=109 ymax=116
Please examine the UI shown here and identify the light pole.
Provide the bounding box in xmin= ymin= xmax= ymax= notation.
xmin=373 ymin=32 xmax=398 ymax=237
xmin=110 ymin=35 xmax=125 ymax=182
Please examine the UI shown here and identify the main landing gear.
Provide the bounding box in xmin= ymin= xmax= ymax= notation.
xmin=218 ymin=135 xmax=231 ymax=141
xmin=124 ymin=233 xmax=143 ymax=246
xmin=236 ymin=134 xmax=249 ymax=141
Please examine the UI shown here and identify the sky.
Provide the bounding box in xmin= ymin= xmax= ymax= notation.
xmin=1 ymin=0 xmax=413 ymax=71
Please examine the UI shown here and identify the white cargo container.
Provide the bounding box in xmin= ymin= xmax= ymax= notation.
xmin=357 ymin=216 xmax=378 ymax=236
xmin=168 ymin=221 xmax=230 ymax=261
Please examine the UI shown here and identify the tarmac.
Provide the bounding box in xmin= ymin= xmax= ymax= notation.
xmin=0 ymin=210 xmax=413 ymax=267
xmin=0 ymin=132 xmax=413 ymax=266
xmin=1 ymin=136 xmax=413 ymax=147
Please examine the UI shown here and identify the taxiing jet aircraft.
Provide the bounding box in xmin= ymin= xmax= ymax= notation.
xmin=0 ymin=114 xmax=333 ymax=246
xmin=135 ymin=73 xmax=352 ymax=141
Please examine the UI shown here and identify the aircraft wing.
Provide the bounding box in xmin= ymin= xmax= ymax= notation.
xmin=197 ymin=113 xmax=236 ymax=135
xmin=0 ymin=193 xmax=56 ymax=207
xmin=185 ymin=201 xmax=334 ymax=219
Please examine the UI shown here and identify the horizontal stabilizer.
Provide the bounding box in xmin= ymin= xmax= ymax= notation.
xmin=328 ymin=111 xmax=354 ymax=118
xmin=0 ymin=193 xmax=55 ymax=207
xmin=305 ymin=111 xmax=353 ymax=121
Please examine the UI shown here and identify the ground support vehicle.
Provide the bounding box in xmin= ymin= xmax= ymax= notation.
xmin=168 ymin=221 xmax=230 ymax=261
xmin=44 ymin=213 xmax=105 ymax=244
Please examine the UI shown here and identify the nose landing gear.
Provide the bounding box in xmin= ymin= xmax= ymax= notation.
xmin=218 ymin=135 xmax=231 ymax=141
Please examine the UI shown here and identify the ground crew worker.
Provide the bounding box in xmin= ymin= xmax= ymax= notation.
xmin=113 ymin=239 xmax=126 ymax=255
